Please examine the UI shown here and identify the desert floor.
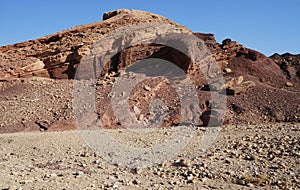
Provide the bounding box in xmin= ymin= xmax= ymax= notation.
xmin=0 ymin=123 xmax=299 ymax=190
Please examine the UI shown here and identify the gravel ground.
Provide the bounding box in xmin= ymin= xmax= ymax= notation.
xmin=0 ymin=123 xmax=299 ymax=190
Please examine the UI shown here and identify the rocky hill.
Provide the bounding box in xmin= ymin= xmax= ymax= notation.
xmin=0 ymin=9 xmax=299 ymax=133
xmin=270 ymin=53 xmax=300 ymax=82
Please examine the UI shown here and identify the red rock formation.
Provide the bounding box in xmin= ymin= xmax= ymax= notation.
xmin=0 ymin=9 xmax=299 ymax=133
xmin=0 ymin=9 xmax=190 ymax=79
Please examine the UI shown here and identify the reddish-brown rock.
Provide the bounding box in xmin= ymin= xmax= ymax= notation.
xmin=0 ymin=9 xmax=300 ymax=133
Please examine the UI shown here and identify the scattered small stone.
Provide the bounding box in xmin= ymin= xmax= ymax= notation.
xmin=90 ymin=184 xmax=96 ymax=188
xmin=247 ymin=183 xmax=255 ymax=187
xmin=237 ymin=179 xmax=246 ymax=185
xmin=19 ymin=180 xmax=32 ymax=184
xmin=133 ymin=167 xmax=142 ymax=174
xmin=224 ymin=158 xmax=231 ymax=164
xmin=112 ymin=183 xmax=119 ymax=189
xmin=224 ymin=68 xmax=232 ymax=73
xmin=143 ymin=85 xmax=151 ymax=91
xmin=45 ymin=173 xmax=57 ymax=178
xmin=79 ymin=162 xmax=87 ymax=167
xmin=73 ymin=171 xmax=84 ymax=177
xmin=97 ymin=80 xmax=106 ymax=86
xmin=132 ymin=179 xmax=140 ymax=185
xmin=244 ymin=155 xmax=256 ymax=161
xmin=286 ymin=82 xmax=293 ymax=87
xmin=186 ymin=175 xmax=194 ymax=182
xmin=177 ymin=159 xmax=191 ymax=167
xmin=94 ymin=159 xmax=101 ymax=164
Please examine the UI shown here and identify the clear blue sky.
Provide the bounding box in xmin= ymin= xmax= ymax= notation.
xmin=1 ymin=0 xmax=299 ymax=56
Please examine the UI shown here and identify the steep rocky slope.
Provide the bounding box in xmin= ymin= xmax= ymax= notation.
xmin=0 ymin=9 xmax=300 ymax=133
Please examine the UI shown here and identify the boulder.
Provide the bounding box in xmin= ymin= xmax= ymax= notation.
xmin=286 ymin=82 xmax=293 ymax=87
xmin=211 ymin=76 xmax=244 ymax=91
xmin=227 ymin=81 xmax=256 ymax=95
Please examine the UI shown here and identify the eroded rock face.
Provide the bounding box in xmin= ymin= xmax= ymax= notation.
xmin=195 ymin=33 xmax=287 ymax=86
xmin=0 ymin=9 xmax=191 ymax=79
xmin=195 ymin=33 xmax=300 ymax=124
xmin=0 ymin=9 xmax=292 ymax=90
xmin=0 ymin=9 xmax=300 ymax=132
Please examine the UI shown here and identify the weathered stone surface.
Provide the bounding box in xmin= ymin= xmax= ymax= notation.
xmin=211 ymin=76 xmax=244 ymax=91
xmin=0 ymin=9 xmax=191 ymax=80
xmin=227 ymin=81 xmax=256 ymax=95
xmin=224 ymin=68 xmax=232 ymax=73
xmin=286 ymin=81 xmax=293 ymax=87
xmin=0 ymin=9 xmax=300 ymax=130
xmin=270 ymin=53 xmax=300 ymax=83
xmin=0 ymin=9 xmax=294 ymax=93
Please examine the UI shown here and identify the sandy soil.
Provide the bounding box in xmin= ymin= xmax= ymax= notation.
xmin=0 ymin=123 xmax=299 ymax=190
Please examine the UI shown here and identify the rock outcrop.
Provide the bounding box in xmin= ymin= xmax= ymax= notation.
xmin=0 ymin=9 xmax=291 ymax=90
xmin=0 ymin=9 xmax=300 ymax=132
xmin=0 ymin=9 xmax=190 ymax=79
xmin=270 ymin=53 xmax=300 ymax=82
